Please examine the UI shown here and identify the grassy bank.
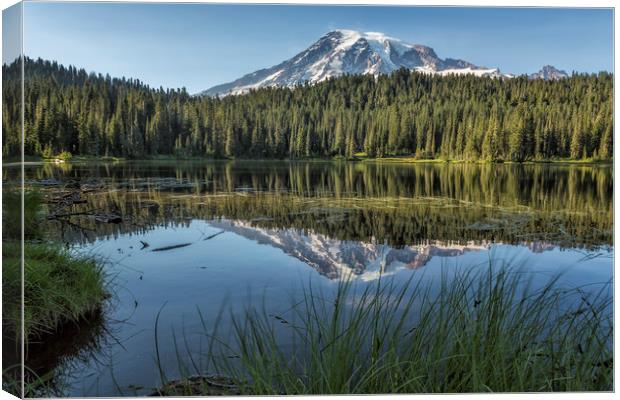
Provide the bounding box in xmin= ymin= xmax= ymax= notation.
xmin=157 ymin=264 xmax=612 ymax=395
xmin=2 ymin=242 xmax=106 ymax=339
xmin=2 ymin=190 xmax=107 ymax=340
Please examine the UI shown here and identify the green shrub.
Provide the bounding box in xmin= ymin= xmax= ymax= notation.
xmin=56 ymin=151 xmax=72 ymax=161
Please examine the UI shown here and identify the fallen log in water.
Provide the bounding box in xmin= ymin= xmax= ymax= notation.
xmin=49 ymin=210 xmax=123 ymax=224
xmin=47 ymin=210 xmax=95 ymax=220
xmin=47 ymin=191 xmax=88 ymax=205
xmin=151 ymin=243 xmax=192 ymax=252
xmin=92 ymin=213 xmax=123 ymax=224
xmin=203 ymin=230 xmax=225 ymax=241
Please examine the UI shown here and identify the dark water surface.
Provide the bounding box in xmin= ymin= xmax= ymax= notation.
xmin=9 ymin=160 xmax=613 ymax=396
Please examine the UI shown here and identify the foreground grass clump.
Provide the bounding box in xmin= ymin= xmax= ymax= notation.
xmin=2 ymin=189 xmax=107 ymax=340
xmin=2 ymin=242 xmax=107 ymax=339
xmin=162 ymin=265 xmax=612 ymax=394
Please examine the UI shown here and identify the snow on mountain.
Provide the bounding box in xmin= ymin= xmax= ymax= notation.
xmin=200 ymin=29 xmax=507 ymax=96
xmin=529 ymin=65 xmax=569 ymax=80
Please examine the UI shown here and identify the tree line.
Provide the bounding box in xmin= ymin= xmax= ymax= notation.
xmin=2 ymin=57 xmax=613 ymax=161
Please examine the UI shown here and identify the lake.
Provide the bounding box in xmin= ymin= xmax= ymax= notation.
xmin=8 ymin=160 xmax=613 ymax=396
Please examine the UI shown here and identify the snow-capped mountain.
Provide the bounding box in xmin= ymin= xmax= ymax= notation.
xmin=529 ymin=65 xmax=569 ymax=80
xmin=201 ymin=29 xmax=506 ymax=96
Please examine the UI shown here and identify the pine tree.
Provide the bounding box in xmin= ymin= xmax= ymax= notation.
xmin=332 ymin=116 xmax=345 ymax=156
xmin=225 ymin=125 xmax=237 ymax=157
xmin=599 ymin=121 xmax=613 ymax=160
xmin=570 ymin=125 xmax=585 ymax=159
xmin=508 ymin=113 xmax=526 ymax=162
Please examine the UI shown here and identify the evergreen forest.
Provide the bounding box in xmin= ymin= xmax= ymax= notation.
xmin=2 ymin=57 xmax=613 ymax=161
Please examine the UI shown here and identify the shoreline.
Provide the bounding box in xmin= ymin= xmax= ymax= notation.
xmin=2 ymin=156 xmax=613 ymax=166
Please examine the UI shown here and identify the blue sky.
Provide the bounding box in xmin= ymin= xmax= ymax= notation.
xmin=14 ymin=2 xmax=614 ymax=93
xmin=2 ymin=2 xmax=21 ymax=65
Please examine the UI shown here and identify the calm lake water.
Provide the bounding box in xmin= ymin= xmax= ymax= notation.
xmin=9 ymin=160 xmax=614 ymax=396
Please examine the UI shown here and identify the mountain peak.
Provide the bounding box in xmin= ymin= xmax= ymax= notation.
xmin=530 ymin=65 xmax=569 ymax=80
xmin=329 ymin=29 xmax=407 ymax=44
xmin=200 ymin=30 xmax=507 ymax=96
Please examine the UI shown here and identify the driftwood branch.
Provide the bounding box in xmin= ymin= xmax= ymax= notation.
xmin=46 ymin=189 xmax=123 ymax=224
xmin=47 ymin=210 xmax=96 ymax=219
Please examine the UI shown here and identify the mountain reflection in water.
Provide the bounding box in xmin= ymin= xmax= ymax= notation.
xmin=209 ymin=219 xmax=559 ymax=281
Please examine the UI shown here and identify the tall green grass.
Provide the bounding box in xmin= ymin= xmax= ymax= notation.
xmin=2 ymin=189 xmax=107 ymax=340
xmin=159 ymin=263 xmax=612 ymax=394
xmin=2 ymin=242 xmax=107 ymax=340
